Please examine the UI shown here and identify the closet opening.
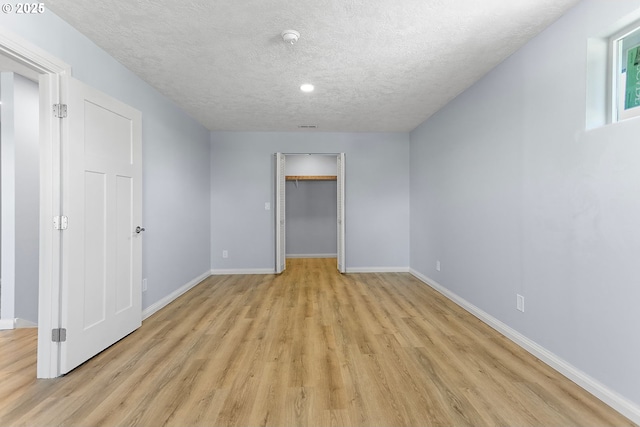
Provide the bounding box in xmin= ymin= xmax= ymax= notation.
xmin=275 ymin=153 xmax=345 ymax=274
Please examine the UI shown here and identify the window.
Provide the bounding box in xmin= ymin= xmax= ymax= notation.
xmin=611 ymin=23 xmax=640 ymax=121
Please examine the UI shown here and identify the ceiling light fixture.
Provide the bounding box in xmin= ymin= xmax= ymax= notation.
xmin=281 ymin=30 xmax=300 ymax=45
xmin=300 ymin=83 xmax=314 ymax=93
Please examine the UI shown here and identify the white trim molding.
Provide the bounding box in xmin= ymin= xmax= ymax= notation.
xmin=0 ymin=25 xmax=71 ymax=379
xmin=0 ymin=318 xmax=15 ymax=330
xmin=142 ymin=271 xmax=211 ymax=321
xmin=0 ymin=318 xmax=35 ymax=329
xmin=15 ymin=318 xmax=37 ymax=328
xmin=409 ymin=268 xmax=640 ymax=425
xmin=0 ymin=26 xmax=72 ymax=76
xmin=210 ymin=268 xmax=276 ymax=275
xmin=347 ymin=266 xmax=410 ymax=273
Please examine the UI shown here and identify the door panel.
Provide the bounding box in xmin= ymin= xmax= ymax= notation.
xmin=115 ymin=175 xmax=133 ymax=313
xmin=60 ymin=77 xmax=142 ymax=374
xmin=82 ymin=170 xmax=107 ymax=329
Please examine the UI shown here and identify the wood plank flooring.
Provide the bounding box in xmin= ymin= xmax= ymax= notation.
xmin=0 ymin=258 xmax=634 ymax=426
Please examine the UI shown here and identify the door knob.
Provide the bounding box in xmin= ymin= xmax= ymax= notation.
xmin=135 ymin=226 xmax=145 ymax=234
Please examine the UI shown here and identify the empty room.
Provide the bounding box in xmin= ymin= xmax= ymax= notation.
xmin=1 ymin=0 xmax=640 ymax=426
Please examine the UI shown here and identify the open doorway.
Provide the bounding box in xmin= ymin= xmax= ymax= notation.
xmin=0 ymin=70 xmax=40 ymax=331
xmin=0 ymin=33 xmax=144 ymax=378
xmin=275 ymin=153 xmax=345 ymax=274
xmin=0 ymin=28 xmax=72 ymax=378
xmin=285 ymin=155 xmax=337 ymax=259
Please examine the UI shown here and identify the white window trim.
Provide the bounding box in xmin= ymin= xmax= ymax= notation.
xmin=610 ymin=22 xmax=640 ymax=122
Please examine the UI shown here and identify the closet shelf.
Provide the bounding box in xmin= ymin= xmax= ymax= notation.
xmin=286 ymin=175 xmax=337 ymax=181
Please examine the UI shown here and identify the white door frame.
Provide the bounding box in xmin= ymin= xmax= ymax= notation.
xmin=0 ymin=27 xmax=71 ymax=378
xmin=275 ymin=153 xmax=286 ymax=274
xmin=337 ymin=153 xmax=346 ymax=273
xmin=275 ymin=152 xmax=346 ymax=273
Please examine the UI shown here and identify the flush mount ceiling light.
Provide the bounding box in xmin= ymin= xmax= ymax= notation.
xmin=281 ymin=30 xmax=300 ymax=44
xmin=300 ymin=83 xmax=314 ymax=92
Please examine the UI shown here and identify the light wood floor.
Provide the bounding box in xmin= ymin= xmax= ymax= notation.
xmin=0 ymin=258 xmax=634 ymax=426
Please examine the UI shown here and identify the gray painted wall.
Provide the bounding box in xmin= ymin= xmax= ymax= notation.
xmin=286 ymin=154 xmax=337 ymax=176
xmin=410 ymin=0 xmax=640 ymax=407
xmin=0 ymin=72 xmax=17 ymax=320
xmin=0 ymin=11 xmax=211 ymax=312
xmin=286 ymin=180 xmax=337 ymax=257
xmin=0 ymin=73 xmax=39 ymax=323
xmin=13 ymin=74 xmax=39 ymax=323
xmin=0 ymin=73 xmax=13 ymax=320
xmin=211 ymin=132 xmax=410 ymax=271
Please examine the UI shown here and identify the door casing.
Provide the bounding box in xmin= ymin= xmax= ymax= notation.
xmin=275 ymin=152 xmax=345 ymax=274
xmin=0 ymin=26 xmax=72 ymax=378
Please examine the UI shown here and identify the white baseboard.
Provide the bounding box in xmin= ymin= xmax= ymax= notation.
xmin=286 ymin=254 xmax=337 ymax=259
xmin=15 ymin=318 xmax=37 ymax=328
xmin=409 ymin=268 xmax=640 ymax=425
xmin=210 ymin=268 xmax=275 ymax=275
xmin=347 ymin=266 xmax=410 ymax=273
xmin=142 ymin=270 xmax=211 ymax=321
xmin=0 ymin=318 xmax=15 ymax=330
xmin=0 ymin=318 xmax=35 ymax=329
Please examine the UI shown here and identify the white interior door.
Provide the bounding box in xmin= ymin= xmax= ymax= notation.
xmin=275 ymin=153 xmax=286 ymax=274
xmin=337 ymin=153 xmax=345 ymax=273
xmin=60 ymin=77 xmax=142 ymax=374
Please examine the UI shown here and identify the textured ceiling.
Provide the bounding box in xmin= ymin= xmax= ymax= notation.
xmin=46 ymin=0 xmax=579 ymax=132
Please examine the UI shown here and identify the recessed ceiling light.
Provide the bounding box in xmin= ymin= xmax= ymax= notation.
xmin=300 ymin=84 xmax=314 ymax=93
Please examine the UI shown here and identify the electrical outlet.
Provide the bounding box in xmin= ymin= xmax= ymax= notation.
xmin=222 ymin=250 xmax=228 ymax=259
xmin=265 ymin=202 xmax=271 ymax=210
xmin=436 ymin=260 xmax=441 ymax=271
xmin=517 ymin=294 xmax=525 ymax=312
xmin=142 ymin=278 xmax=148 ymax=292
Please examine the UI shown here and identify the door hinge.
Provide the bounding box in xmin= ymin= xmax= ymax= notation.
xmin=53 ymin=215 xmax=68 ymax=230
xmin=53 ymin=103 xmax=67 ymax=118
xmin=52 ymin=328 xmax=67 ymax=342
